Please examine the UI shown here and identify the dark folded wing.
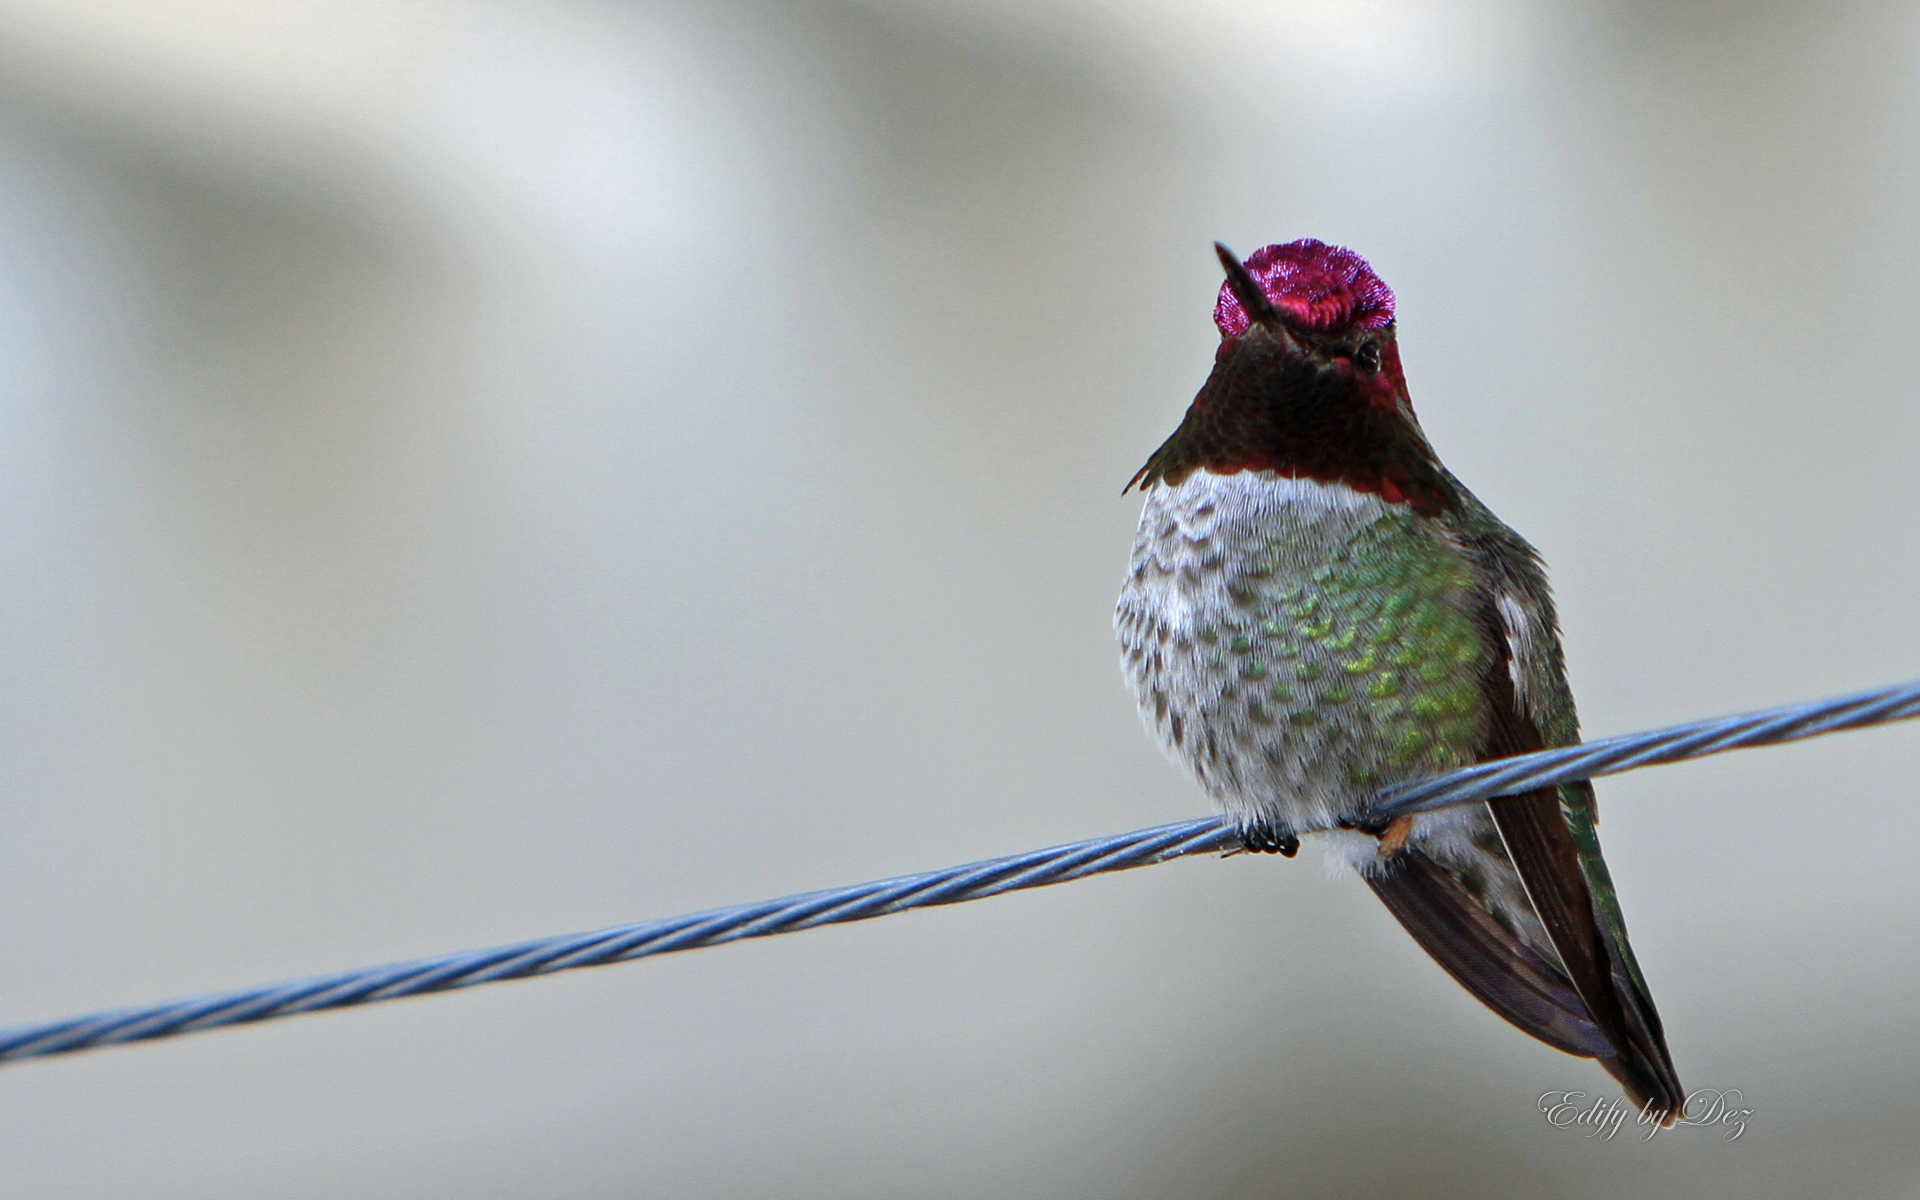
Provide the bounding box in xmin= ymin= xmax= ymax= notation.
xmin=1485 ymin=784 xmax=1684 ymax=1119
xmin=1474 ymin=589 xmax=1686 ymax=1120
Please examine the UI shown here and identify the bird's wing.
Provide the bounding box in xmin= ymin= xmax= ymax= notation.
xmin=1474 ymin=563 xmax=1685 ymax=1121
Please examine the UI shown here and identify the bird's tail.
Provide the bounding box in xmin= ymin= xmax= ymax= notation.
xmin=1366 ymin=831 xmax=1684 ymax=1124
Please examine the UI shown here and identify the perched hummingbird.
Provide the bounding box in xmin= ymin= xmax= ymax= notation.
xmin=1115 ymin=240 xmax=1682 ymax=1118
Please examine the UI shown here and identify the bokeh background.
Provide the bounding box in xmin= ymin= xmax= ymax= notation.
xmin=0 ymin=0 xmax=1915 ymax=1195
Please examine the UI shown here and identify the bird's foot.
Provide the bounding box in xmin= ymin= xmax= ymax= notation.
xmin=1375 ymin=814 xmax=1414 ymax=858
xmin=1239 ymin=820 xmax=1299 ymax=857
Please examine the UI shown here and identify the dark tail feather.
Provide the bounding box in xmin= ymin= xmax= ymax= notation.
xmin=1366 ymin=848 xmax=1613 ymax=1059
xmin=1488 ymin=788 xmax=1685 ymax=1123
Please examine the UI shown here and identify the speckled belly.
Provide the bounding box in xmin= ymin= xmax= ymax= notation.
xmin=1116 ymin=470 xmax=1493 ymax=834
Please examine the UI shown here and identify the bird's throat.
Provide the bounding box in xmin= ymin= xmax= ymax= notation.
xmin=1129 ymin=337 xmax=1453 ymax=515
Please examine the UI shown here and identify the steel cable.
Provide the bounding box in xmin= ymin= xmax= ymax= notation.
xmin=2 ymin=676 xmax=1915 ymax=1066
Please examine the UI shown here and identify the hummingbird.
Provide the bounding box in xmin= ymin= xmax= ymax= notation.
xmin=1115 ymin=239 xmax=1683 ymax=1119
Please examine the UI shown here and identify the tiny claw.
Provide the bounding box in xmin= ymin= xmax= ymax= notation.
xmin=1240 ymin=820 xmax=1300 ymax=857
xmin=1376 ymin=815 xmax=1415 ymax=858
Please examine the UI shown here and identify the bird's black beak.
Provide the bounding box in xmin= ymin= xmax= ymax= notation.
xmin=1214 ymin=242 xmax=1280 ymax=328
xmin=1214 ymin=242 xmax=1307 ymax=359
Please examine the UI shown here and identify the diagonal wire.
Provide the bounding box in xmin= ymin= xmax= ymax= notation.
xmin=1 ymin=676 xmax=1916 ymax=1067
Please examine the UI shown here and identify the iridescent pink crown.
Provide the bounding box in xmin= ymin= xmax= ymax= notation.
xmin=1213 ymin=239 xmax=1396 ymax=337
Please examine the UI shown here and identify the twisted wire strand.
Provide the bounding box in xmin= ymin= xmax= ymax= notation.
xmin=2 ymin=676 xmax=1916 ymax=1066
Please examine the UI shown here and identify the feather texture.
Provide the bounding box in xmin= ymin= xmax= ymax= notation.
xmin=1117 ymin=239 xmax=1680 ymax=1115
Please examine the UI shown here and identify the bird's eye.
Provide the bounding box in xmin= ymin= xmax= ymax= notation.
xmin=1353 ymin=342 xmax=1382 ymax=372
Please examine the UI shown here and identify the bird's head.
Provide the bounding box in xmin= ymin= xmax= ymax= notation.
xmin=1128 ymin=239 xmax=1447 ymax=512
xmin=1210 ymin=239 xmax=1408 ymax=410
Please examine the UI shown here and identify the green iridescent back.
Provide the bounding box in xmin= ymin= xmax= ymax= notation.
xmin=1228 ymin=507 xmax=1489 ymax=787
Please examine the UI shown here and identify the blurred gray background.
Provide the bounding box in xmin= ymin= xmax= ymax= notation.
xmin=0 ymin=0 xmax=1914 ymax=1195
